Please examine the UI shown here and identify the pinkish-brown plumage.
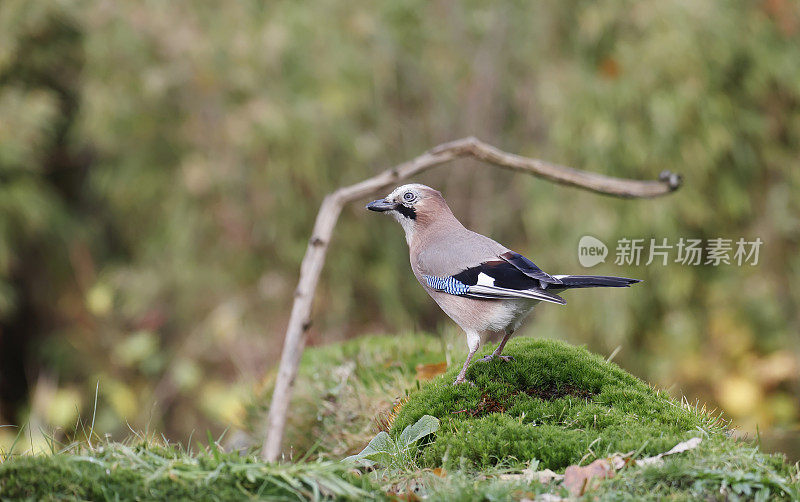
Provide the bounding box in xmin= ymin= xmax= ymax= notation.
xmin=367 ymin=183 xmax=640 ymax=384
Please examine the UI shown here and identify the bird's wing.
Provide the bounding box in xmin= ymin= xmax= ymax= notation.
xmin=414 ymin=227 xmax=565 ymax=303
xmin=499 ymin=251 xmax=562 ymax=286
xmin=422 ymin=258 xmax=566 ymax=305
xmin=415 ymin=229 xmax=509 ymax=277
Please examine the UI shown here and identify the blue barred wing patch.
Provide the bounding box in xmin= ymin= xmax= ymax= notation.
xmin=423 ymin=275 xmax=470 ymax=295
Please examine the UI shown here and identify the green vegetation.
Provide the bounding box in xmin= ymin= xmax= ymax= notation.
xmin=418 ymin=442 xmax=799 ymax=501
xmin=0 ymin=440 xmax=376 ymax=501
xmin=2 ymin=336 xmax=799 ymax=500
xmin=2 ymin=0 xmax=799 ymax=497
xmin=247 ymin=333 xmax=448 ymax=460
xmin=377 ymin=337 xmax=797 ymax=499
xmin=391 ymin=338 xmax=718 ymax=470
xmin=595 ymin=440 xmax=798 ymax=500
xmin=344 ymin=414 xmax=440 ymax=470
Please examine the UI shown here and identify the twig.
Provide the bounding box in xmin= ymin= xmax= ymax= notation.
xmin=261 ymin=136 xmax=682 ymax=461
xmin=88 ymin=380 xmax=99 ymax=450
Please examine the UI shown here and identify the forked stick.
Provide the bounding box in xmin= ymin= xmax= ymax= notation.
xmin=261 ymin=136 xmax=681 ymax=461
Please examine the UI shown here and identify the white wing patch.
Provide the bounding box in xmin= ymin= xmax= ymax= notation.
xmin=476 ymin=272 xmax=495 ymax=287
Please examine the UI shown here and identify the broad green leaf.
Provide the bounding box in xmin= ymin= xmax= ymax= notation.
xmin=342 ymin=431 xmax=396 ymax=464
xmin=397 ymin=415 xmax=439 ymax=449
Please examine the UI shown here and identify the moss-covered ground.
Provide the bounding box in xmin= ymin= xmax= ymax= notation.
xmin=2 ymin=334 xmax=798 ymax=500
xmin=392 ymin=338 xmax=717 ymax=470
xmin=0 ymin=440 xmax=376 ymax=501
xmin=245 ymin=333 xmax=449 ymax=459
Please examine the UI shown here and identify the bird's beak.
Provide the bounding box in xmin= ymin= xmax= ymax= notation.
xmin=366 ymin=199 xmax=396 ymax=212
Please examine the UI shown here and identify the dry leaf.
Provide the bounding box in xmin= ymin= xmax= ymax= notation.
xmin=533 ymin=469 xmax=563 ymax=484
xmin=500 ymin=467 xmax=563 ymax=484
xmin=521 ymin=439 xmax=703 ymax=499
xmin=637 ymin=437 xmax=702 ymax=466
xmin=385 ymin=479 xmax=423 ymax=501
xmin=521 ymin=494 xmax=567 ymax=502
xmin=563 ymin=459 xmax=614 ymax=496
xmin=395 ymin=493 xmax=420 ymax=502
xmin=607 ymin=451 xmax=635 ymax=471
xmin=431 ymin=467 xmax=446 ymax=477
xmin=415 ymin=361 xmax=448 ymax=380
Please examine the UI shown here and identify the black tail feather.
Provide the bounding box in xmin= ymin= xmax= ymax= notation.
xmin=556 ymin=275 xmax=641 ymax=289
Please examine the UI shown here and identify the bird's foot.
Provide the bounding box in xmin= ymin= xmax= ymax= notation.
xmin=475 ymin=354 xmax=515 ymax=364
xmin=452 ymin=378 xmax=476 ymax=387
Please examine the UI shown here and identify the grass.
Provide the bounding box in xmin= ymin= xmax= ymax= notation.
xmin=384 ymin=465 xmax=558 ymax=501
xmin=0 ymin=436 xmax=377 ymax=501
xmin=245 ymin=333 xmax=450 ymax=459
xmin=2 ymin=334 xmax=798 ymax=500
xmin=366 ymin=440 xmax=799 ymax=500
xmin=595 ymin=439 xmax=799 ymax=500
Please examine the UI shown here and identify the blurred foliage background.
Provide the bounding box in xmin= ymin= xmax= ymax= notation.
xmin=0 ymin=0 xmax=798 ymax=452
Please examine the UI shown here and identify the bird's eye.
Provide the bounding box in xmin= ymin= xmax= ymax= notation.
xmin=403 ymin=192 xmax=416 ymax=202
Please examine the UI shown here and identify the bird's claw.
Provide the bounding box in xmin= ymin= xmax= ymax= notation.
xmin=476 ymin=354 xmax=515 ymax=363
xmin=452 ymin=379 xmax=476 ymax=387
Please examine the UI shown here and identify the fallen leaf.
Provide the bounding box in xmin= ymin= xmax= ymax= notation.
xmin=431 ymin=467 xmax=446 ymax=477
xmin=533 ymin=469 xmax=563 ymax=484
xmin=500 ymin=467 xmax=563 ymax=484
xmin=555 ymin=437 xmax=702 ymax=497
xmin=385 ymin=479 xmax=423 ymax=501
xmin=607 ymin=451 xmax=635 ymax=470
xmin=416 ymin=361 xmax=448 ymax=380
xmin=637 ymin=437 xmax=702 ymax=466
xmin=522 ymin=494 xmax=567 ymax=502
xmin=563 ymin=459 xmax=614 ymax=496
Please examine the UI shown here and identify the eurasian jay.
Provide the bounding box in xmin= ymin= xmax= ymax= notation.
xmin=367 ymin=183 xmax=640 ymax=385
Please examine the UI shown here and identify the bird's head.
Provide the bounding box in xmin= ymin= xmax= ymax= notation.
xmin=366 ymin=184 xmax=453 ymax=244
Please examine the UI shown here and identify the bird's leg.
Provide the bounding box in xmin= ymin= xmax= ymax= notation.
xmin=453 ymin=331 xmax=480 ymax=385
xmin=453 ymin=348 xmax=477 ymax=385
xmin=475 ymin=329 xmax=515 ymax=363
xmin=492 ymin=329 xmax=514 ymax=357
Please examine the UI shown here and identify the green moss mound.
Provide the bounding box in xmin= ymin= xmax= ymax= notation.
xmin=391 ymin=338 xmax=717 ymax=471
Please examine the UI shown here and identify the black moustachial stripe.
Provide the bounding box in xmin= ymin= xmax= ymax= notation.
xmin=395 ymin=204 xmax=416 ymax=220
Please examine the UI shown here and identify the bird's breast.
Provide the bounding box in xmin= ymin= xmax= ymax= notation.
xmin=426 ymin=288 xmax=537 ymax=334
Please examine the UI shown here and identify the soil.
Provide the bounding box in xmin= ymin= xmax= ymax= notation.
xmin=454 ymin=383 xmax=597 ymax=418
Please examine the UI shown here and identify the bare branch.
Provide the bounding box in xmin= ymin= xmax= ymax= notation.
xmin=261 ymin=137 xmax=681 ymax=461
